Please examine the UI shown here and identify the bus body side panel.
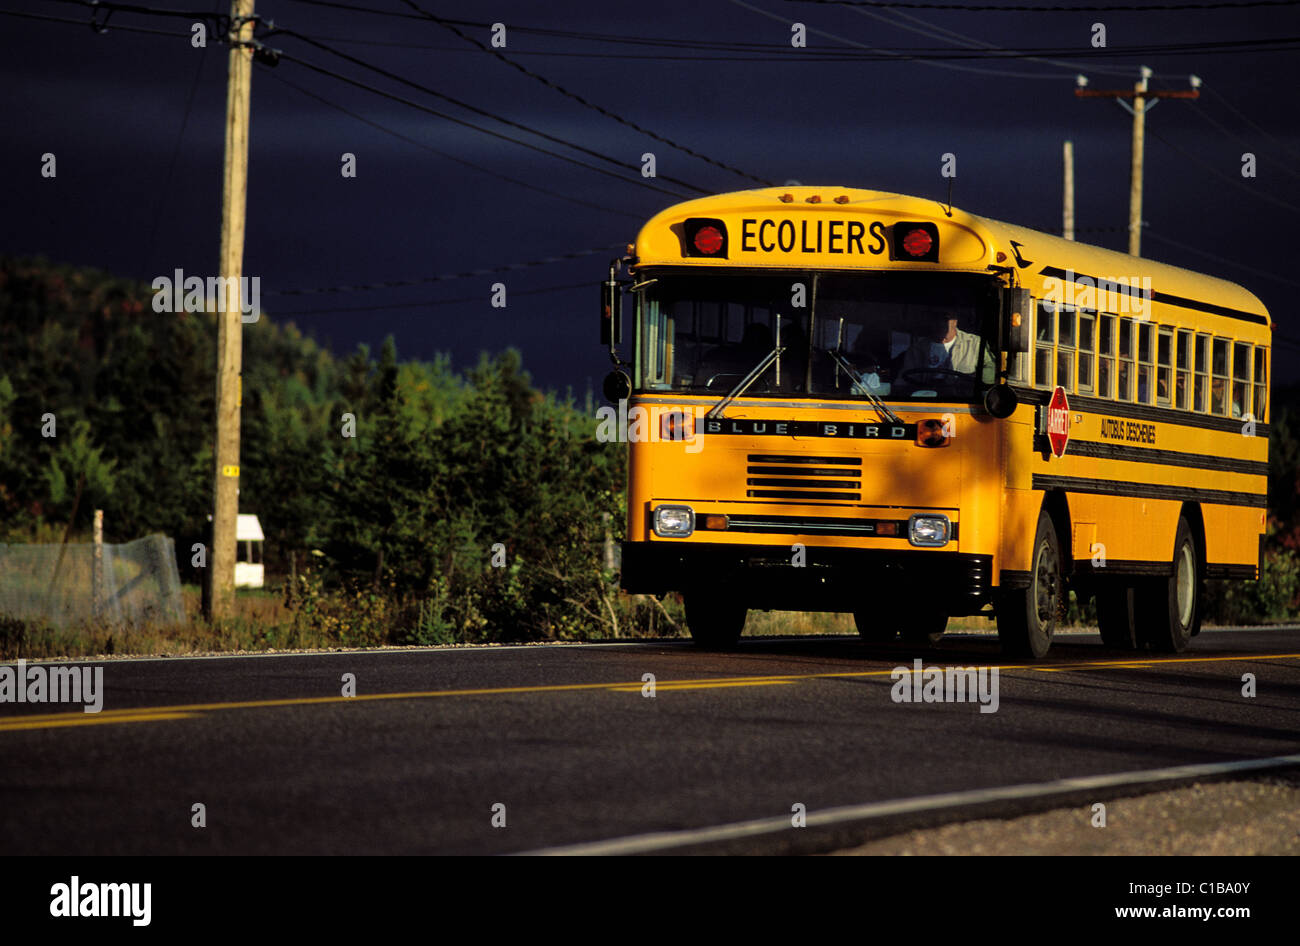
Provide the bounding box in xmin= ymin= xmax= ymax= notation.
xmin=996 ymin=405 xmax=1038 ymax=586
xmin=1067 ymin=493 xmax=1181 ymax=569
xmin=1203 ymin=504 xmax=1266 ymax=578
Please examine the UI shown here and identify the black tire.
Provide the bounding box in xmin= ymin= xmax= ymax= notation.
xmin=902 ymin=611 xmax=947 ymax=647
xmin=1136 ymin=516 xmax=1201 ymax=653
xmin=1096 ymin=581 xmax=1139 ymax=649
xmin=853 ymin=608 xmax=897 ymax=642
xmin=853 ymin=605 xmax=946 ymax=646
xmin=997 ymin=510 xmax=1063 ymax=658
xmin=683 ymin=593 xmax=746 ymax=650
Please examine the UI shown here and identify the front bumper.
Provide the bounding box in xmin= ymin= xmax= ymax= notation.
xmin=621 ymin=541 xmax=994 ymax=615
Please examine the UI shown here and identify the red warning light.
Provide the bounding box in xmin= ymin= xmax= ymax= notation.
xmin=693 ymin=226 xmax=724 ymax=255
xmin=902 ymin=228 xmax=934 ymax=258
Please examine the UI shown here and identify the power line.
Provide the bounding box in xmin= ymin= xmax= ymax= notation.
xmin=272 ymin=29 xmax=712 ymax=195
xmin=46 ymin=0 xmax=222 ymax=20
xmin=836 ymin=0 xmax=1142 ymax=78
xmin=730 ymin=0 xmax=1194 ymax=78
xmin=0 ymin=8 xmax=190 ymax=36
xmin=265 ymin=246 xmax=626 ymax=298
xmin=397 ymin=0 xmax=772 ymax=186
xmin=275 ymin=50 xmax=692 ymax=200
xmin=15 ymin=2 xmax=707 ymax=198
xmin=1185 ymin=98 xmax=1300 ymax=183
xmin=1145 ymin=125 xmax=1300 ymax=214
xmin=142 ymin=36 xmax=210 ymax=272
xmin=272 ymin=279 xmax=594 ymax=316
xmin=260 ymin=33 xmax=1300 ymax=62
xmin=1143 ymin=230 xmax=1300 ymax=290
xmin=782 ymin=0 xmax=1300 ymax=11
xmin=262 ymin=71 xmax=645 ymax=221
xmin=1204 ymin=86 xmax=1300 ymax=162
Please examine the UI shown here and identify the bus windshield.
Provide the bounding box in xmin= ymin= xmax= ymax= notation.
xmin=636 ymin=271 xmax=999 ymax=401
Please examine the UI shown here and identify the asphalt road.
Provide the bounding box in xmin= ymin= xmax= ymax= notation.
xmin=2 ymin=628 xmax=1298 ymax=855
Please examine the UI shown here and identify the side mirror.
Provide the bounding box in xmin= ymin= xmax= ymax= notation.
xmin=1002 ymin=287 xmax=1031 ymax=354
xmin=600 ymin=269 xmax=622 ymax=348
xmin=603 ymin=370 xmax=632 ymax=403
xmin=984 ymin=382 xmax=1018 ymax=419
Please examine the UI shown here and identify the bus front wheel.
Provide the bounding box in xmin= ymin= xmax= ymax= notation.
xmin=1136 ymin=517 xmax=1201 ymax=653
xmin=997 ymin=510 xmax=1063 ymax=658
xmin=683 ymin=594 xmax=746 ymax=650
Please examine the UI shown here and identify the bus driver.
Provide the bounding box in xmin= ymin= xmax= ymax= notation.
xmin=901 ymin=309 xmax=994 ymax=382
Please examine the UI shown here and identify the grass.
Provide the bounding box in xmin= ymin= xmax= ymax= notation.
xmin=1 ymin=582 xmax=1086 ymax=661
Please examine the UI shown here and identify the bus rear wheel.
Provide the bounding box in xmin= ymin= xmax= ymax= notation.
xmin=683 ymin=594 xmax=746 ymax=650
xmin=997 ymin=510 xmax=1062 ymax=658
xmin=1136 ymin=517 xmax=1201 ymax=653
xmin=1096 ymin=582 xmax=1139 ymax=649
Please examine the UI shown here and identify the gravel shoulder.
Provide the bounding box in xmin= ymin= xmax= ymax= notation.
xmin=830 ymin=776 xmax=1300 ymax=855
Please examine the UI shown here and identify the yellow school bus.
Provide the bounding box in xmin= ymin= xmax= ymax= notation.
xmin=599 ymin=187 xmax=1270 ymax=657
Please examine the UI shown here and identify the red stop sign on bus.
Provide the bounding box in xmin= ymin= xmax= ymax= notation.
xmin=1047 ymin=386 xmax=1070 ymax=458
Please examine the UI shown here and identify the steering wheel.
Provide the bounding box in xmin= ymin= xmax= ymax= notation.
xmin=902 ymin=367 xmax=968 ymax=385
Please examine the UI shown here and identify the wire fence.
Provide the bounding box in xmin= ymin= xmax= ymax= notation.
xmin=0 ymin=534 xmax=186 ymax=630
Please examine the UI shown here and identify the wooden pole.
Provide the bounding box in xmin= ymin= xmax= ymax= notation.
xmin=1128 ymin=68 xmax=1150 ymax=257
xmin=208 ymin=0 xmax=256 ymax=619
xmin=1062 ymin=140 xmax=1075 ymax=242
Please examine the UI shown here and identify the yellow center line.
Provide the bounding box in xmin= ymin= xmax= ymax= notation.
xmin=1 ymin=652 xmax=1296 ymax=731
xmin=0 ymin=711 xmax=200 ymax=732
xmin=608 ymin=680 xmax=798 ymax=692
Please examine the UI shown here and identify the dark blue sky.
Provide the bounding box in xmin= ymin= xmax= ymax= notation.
xmin=4 ymin=0 xmax=1299 ymax=390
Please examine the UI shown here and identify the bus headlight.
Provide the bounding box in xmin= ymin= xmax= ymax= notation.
xmin=908 ymin=514 xmax=950 ymax=547
xmin=653 ymin=505 xmax=695 ymax=538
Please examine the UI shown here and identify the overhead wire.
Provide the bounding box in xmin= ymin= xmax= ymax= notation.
xmin=396 ymin=0 xmax=772 ymax=186
xmin=261 ymin=70 xmax=646 ymax=220
xmin=271 ymin=29 xmax=712 ymax=195
xmin=275 ymin=49 xmax=694 ymax=199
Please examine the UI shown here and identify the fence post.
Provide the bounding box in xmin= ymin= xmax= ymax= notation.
xmin=92 ymin=509 xmax=103 ymax=618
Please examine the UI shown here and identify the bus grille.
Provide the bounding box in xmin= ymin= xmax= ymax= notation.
xmin=745 ymin=454 xmax=862 ymax=503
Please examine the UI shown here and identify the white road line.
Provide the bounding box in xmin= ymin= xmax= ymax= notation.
xmin=519 ymin=752 xmax=1300 ymax=856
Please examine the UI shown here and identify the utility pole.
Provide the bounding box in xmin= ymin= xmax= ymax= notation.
xmin=1063 ymin=140 xmax=1075 ymax=241
xmin=1075 ymin=69 xmax=1200 ymax=257
xmin=207 ymin=0 xmax=256 ymax=620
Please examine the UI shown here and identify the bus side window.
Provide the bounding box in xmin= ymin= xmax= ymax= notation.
xmin=1034 ymin=300 xmax=1055 ymax=388
xmin=1211 ymin=337 xmax=1230 ymax=415
xmin=1254 ymin=347 xmax=1268 ymax=421
xmin=1194 ymin=334 xmax=1209 ymax=412
xmin=1056 ymin=305 xmax=1076 ymax=392
xmin=1157 ymin=326 xmax=1173 ymax=407
xmin=1077 ymin=312 xmax=1095 ymax=394
xmin=1233 ymin=341 xmax=1251 ymax=421
xmin=1117 ymin=317 xmax=1134 ymax=401
xmin=1136 ymin=321 xmax=1154 ymax=405
xmin=1097 ymin=314 xmax=1114 ymax=399
xmin=1176 ymin=329 xmax=1192 ymax=410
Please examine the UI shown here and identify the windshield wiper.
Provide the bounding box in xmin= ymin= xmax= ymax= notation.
xmin=825 ymin=348 xmax=903 ymax=425
xmin=705 ymin=345 xmax=786 ymax=420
